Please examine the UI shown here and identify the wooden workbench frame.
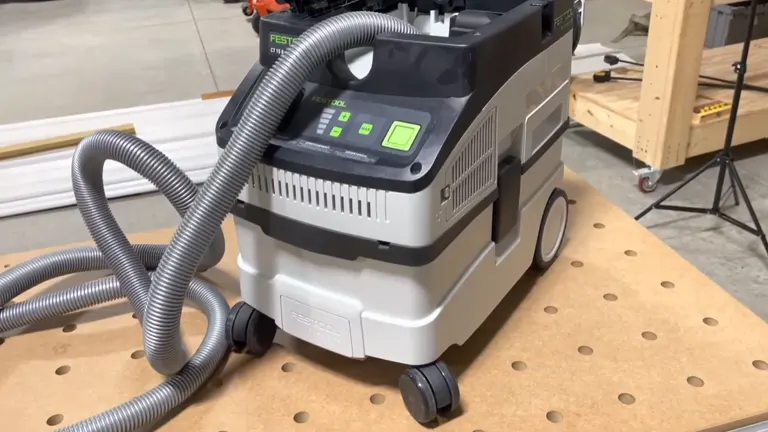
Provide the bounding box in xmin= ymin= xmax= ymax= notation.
xmin=634 ymin=0 xmax=713 ymax=169
xmin=571 ymin=0 xmax=767 ymax=171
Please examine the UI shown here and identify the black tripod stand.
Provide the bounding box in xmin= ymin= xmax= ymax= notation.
xmin=635 ymin=0 xmax=768 ymax=256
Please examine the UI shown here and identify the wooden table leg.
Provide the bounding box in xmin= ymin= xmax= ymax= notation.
xmin=634 ymin=0 xmax=713 ymax=170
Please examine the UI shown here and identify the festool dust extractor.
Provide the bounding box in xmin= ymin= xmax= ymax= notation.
xmin=218 ymin=0 xmax=574 ymax=424
xmin=0 ymin=0 xmax=574 ymax=429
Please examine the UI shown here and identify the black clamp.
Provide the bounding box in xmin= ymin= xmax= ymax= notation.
xmin=592 ymin=69 xmax=641 ymax=84
xmin=603 ymin=54 xmax=621 ymax=66
xmin=593 ymin=70 xmax=613 ymax=83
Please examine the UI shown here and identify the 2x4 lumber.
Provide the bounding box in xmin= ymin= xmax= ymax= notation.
xmin=635 ymin=0 xmax=713 ymax=169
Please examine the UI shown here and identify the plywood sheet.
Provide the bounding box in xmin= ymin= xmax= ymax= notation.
xmin=698 ymin=39 xmax=768 ymax=119
xmin=1 ymin=169 xmax=768 ymax=432
xmin=570 ymin=38 xmax=768 ymax=127
xmin=570 ymin=68 xmax=643 ymax=123
xmin=571 ymin=39 xmax=768 ymax=162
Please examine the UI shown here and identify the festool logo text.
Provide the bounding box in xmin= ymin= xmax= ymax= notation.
xmin=311 ymin=96 xmax=347 ymax=108
xmin=554 ymin=8 xmax=574 ymax=30
xmin=270 ymin=33 xmax=296 ymax=45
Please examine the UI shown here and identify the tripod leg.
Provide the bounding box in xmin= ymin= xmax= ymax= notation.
xmin=727 ymin=160 xmax=768 ymax=256
xmin=728 ymin=164 xmax=740 ymax=206
xmin=711 ymin=157 xmax=729 ymax=211
xmin=635 ymin=156 xmax=721 ymax=220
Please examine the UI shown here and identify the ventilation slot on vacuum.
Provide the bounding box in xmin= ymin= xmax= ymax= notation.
xmin=248 ymin=164 xmax=387 ymax=221
xmin=448 ymin=109 xmax=497 ymax=220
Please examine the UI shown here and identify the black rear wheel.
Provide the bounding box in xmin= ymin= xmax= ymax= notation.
xmin=572 ymin=17 xmax=582 ymax=52
xmin=532 ymin=188 xmax=569 ymax=271
xmin=572 ymin=1 xmax=584 ymax=53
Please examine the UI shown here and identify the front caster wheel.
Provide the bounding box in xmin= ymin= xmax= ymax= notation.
xmin=533 ymin=187 xmax=569 ymax=271
xmin=225 ymin=301 xmax=277 ymax=356
xmin=399 ymin=361 xmax=460 ymax=424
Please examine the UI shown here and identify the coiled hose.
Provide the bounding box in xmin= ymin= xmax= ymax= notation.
xmin=0 ymin=11 xmax=419 ymax=432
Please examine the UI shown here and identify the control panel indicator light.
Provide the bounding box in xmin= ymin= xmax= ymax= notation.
xmin=359 ymin=123 xmax=374 ymax=136
xmin=382 ymin=121 xmax=421 ymax=151
xmin=330 ymin=126 xmax=343 ymax=138
xmin=339 ymin=112 xmax=351 ymax=122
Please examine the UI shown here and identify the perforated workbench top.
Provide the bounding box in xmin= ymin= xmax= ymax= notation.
xmin=1 ymin=168 xmax=767 ymax=431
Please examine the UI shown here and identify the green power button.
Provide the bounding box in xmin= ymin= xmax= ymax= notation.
xmin=382 ymin=121 xmax=421 ymax=151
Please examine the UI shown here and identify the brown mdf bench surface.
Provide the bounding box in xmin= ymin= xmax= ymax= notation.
xmin=1 ymin=168 xmax=767 ymax=432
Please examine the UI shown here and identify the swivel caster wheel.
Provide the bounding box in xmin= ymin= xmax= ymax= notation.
xmin=638 ymin=175 xmax=659 ymax=193
xmin=634 ymin=167 xmax=662 ymax=193
xmin=398 ymin=361 xmax=460 ymax=424
xmin=225 ymin=301 xmax=277 ymax=356
xmin=533 ymin=188 xmax=569 ymax=271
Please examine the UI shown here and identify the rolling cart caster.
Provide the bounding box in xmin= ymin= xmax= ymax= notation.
xmin=637 ymin=175 xmax=659 ymax=193
xmin=634 ymin=167 xmax=662 ymax=193
xmin=533 ymin=187 xmax=569 ymax=271
xmin=398 ymin=360 xmax=460 ymax=424
xmin=225 ymin=301 xmax=277 ymax=356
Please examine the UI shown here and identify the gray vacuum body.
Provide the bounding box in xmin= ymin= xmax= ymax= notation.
xmin=216 ymin=0 xmax=574 ymax=422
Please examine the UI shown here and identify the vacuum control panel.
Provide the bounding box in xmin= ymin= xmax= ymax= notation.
xmin=277 ymin=94 xmax=433 ymax=159
xmin=215 ymin=63 xmax=463 ymax=192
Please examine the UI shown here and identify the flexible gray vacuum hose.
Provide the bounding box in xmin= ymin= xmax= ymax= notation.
xmin=0 ymin=11 xmax=418 ymax=432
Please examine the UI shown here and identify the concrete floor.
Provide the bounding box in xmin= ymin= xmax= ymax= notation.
xmin=1 ymin=0 xmax=767 ymax=328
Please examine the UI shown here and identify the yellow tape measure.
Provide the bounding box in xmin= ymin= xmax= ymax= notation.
xmin=696 ymin=102 xmax=731 ymax=115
